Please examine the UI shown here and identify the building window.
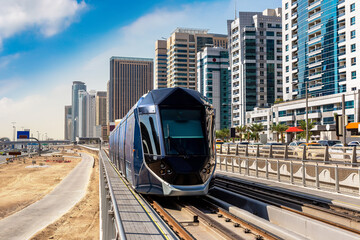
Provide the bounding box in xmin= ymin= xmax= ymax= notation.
xmin=352 ymin=87 xmax=357 ymax=91
xmin=260 ymin=47 xmax=264 ymax=52
xmin=351 ymin=57 xmax=356 ymax=66
xmin=260 ymin=55 xmax=264 ymax=60
xmin=260 ymin=63 xmax=264 ymax=68
xmin=351 ymin=30 xmax=356 ymax=39
xmin=286 ymin=34 xmax=289 ymax=41
xmin=260 ymin=79 xmax=264 ymax=84
xmin=286 ymin=55 xmax=289 ymax=62
xmin=351 ymin=17 xmax=355 ymax=26
xmin=260 ymin=39 xmax=264 ymax=44
xmin=352 ymin=71 xmax=356 ymax=79
xmin=277 ymin=88 xmax=282 ymax=92
xmin=286 ymin=87 xmax=289 ymax=93
xmin=277 ymin=40 xmax=282 ymax=45
xmin=260 ymin=71 xmax=264 ymax=76
xmin=285 ymin=2 xmax=288 ymax=9
xmin=285 ymin=24 xmax=288 ymax=30
xmin=351 ymin=44 xmax=356 ymax=52
xmin=260 ymin=95 xmax=264 ymax=100
xmin=286 ymin=66 xmax=289 ymax=72
xmin=286 ymin=45 xmax=289 ymax=51
xmin=285 ymin=13 xmax=288 ymax=20
xmin=268 ymin=23 xmax=272 ymax=28
xmin=351 ymin=3 xmax=355 ymax=12
xmin=286 ymin=76 xmax=289 ymax=83
xmin=260 ymin=87 xmax=264 ymax=92
xmin=260 ymin=31 xmax=264 ymax=36
xmin=260 ymin=22 xmax=264 ymax=27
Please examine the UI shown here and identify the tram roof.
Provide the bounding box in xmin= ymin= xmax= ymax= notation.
xmin=138 ymin=87 xmax=210 ymax=107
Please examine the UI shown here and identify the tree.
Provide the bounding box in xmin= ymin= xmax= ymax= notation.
xmin=236 ymin=125 xmax=247 ymax=142
xmin=270 ymin=124 xmax=280 ymax=142
xmin=249 ymin=123 xmax=264 ymax=142
xmin=216 ymin=128 xmax=230 ymax=140
xmin=298 ymin=120 xmax=315 ymax=142
xmin=277 ymin=124 xmax=289 ymax=143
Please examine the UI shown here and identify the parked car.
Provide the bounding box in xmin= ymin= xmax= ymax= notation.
xmin=216 ymin=139 xmax=224 ymax=144
xmin=348 ymin=141 xmax=360 ymax=146
xmin=317 ymin=140 xmax=341 ymax=146
xmin=288 ymin=141 xmax=306 ymax=147
xmin=332 ymin=143 xmax=344 ymax=147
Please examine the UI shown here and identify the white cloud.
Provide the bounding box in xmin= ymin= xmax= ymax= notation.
xmin=0 ymin=0 xmax=86 ymax=49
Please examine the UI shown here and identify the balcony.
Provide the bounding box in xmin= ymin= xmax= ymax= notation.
xmin=292 ymin=1 xmax=298 ymax=8
xmin=292 ymin=78 xmax=299 ymax=84
xmin=292 ymin=89 xmax=299 ymax=95
xmin=308 ymin=72 xmax=323 ymax=80
xmin=308 ymin=60 xmax=322 ymax=68
xmin=308 ymin=35 xmax=322 ymax=45
xmin=308 ymin=47 xmax=322 ymax=57
xmin=308 ymin=11 xmax=322 ymax=22
xmin=308 ymin=83 xmax=323 ymax=91
xmin=308 ymin=0 xmax=322 ymax=10
xmin=279 ymin=114 xmax=295 ymax=121
xmin=308 ymin=23 xmax=322 ymax=33
xmin=308 ymin=111 xmax=321 ymax=119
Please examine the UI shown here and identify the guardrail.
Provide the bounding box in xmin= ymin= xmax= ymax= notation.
xmin=99 ymin=150 xmax=127 ymax=240
xmin=216 ymin=145 xmax=360 ymax=196
xmin=217 ymin=144 xmax=359 ymax=165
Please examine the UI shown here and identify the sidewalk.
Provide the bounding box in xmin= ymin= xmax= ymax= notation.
xmin=0 ymin=153 xmax=94 ymax=240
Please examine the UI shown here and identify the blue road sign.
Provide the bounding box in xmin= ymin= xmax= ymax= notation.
xmin=17 ymin=131 xmax=30 ymax=139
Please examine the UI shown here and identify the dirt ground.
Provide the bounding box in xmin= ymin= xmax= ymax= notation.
xmin=31 ymin=152 xmax=100 ymax=240
xmin=0 ymin=154 xmax=82 ymax=219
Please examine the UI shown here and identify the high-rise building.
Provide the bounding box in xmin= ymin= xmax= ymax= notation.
xmin=166 ymin=28 xmax=227 ymax=90
xmin=229 ymin=9 xmax=283 ymax=126
xmin=282 ymin=0 xmax=359 ymax=101
xmin=88 ymin=90 xmax=96 ymax=137
xmin=197 ymin=47 xmax=231 ymax=130
xmin=71 ymin=81 xmax=86 ymax=141
xmin=64 ymin=105 xmax=72 ymax=140
xmin=78 ymin=90 xmax=88 ymax=138
xmin=109 ymin=57 xmax=153 ymax=122
xmin=155 ymin=40 xmax=167 ymax=89
xmin=96 ymin=91 xmax=107 ymax=126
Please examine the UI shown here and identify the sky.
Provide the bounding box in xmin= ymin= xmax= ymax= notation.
xmin=0 ymin=0 xmax=282 ymax=140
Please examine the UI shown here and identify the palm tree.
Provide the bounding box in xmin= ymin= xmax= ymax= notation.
xmin=270 ymin=124 xmax=280 ymax=142
xmin=249 ymin=123 xmax=264 ymax=142
xmin=298 ymin=120 xmax=315 ymax=142
xmin=277 ymin=124 xmax=289 ymax=143
xmin=216 ymin=128 xmax=230 ymax=140
xmin=236 ymin=125 xmax=247 ymax=142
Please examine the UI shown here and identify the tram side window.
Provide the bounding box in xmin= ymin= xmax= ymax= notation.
xmin=140 ymin=114 xmax=160 ymax=155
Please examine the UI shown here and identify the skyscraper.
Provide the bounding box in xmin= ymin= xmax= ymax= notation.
xmin=71 ymin=81 xmax=86 ymax=141
xmin=282 ymin=0 xmax=359 ymax=101
xmin=78 ymin=90 xmax=88 ymax=138
xmin=109 ymin=57 xmax=153 ymax=122
xmin=96 ymin=91 xmax=107 ymax=126
xmin=197 ymin=47 xmax=231 ymax=130
xmin=166 ymin=28 xmax=227 ymax=90
xmin=229 ymin=8 xmax=283 ymax=126
xmin=64 ymin=105 xmax=72 ymax=140
xmin=155 ymin=40 xmax=167 ymax=89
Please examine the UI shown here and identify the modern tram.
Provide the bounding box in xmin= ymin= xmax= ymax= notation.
xmin=109 ymin=87 xmax=216 ymax=196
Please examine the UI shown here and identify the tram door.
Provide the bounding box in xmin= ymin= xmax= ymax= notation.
xmin=124 ymin=114 xmax=135 ymax=185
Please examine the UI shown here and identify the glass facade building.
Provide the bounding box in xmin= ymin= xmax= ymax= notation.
xmin=71 ymin=81 xmax=86 ymax=141
xmin=197 ymin=47 xmax=231 ymax=130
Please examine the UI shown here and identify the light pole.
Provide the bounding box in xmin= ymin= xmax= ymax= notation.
xmin=11 ymin=122 xmax=16 ymax=141
xmin=37 ymin=131 xmax=40 ymax=140
xmin=305 ymin=82 xmax=308 ymax=143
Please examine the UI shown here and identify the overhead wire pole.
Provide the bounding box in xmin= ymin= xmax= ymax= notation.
xmin=342 ymin=94 xmax=346 ymax=145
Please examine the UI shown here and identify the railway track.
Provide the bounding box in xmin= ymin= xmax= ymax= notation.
xmin=213 ymin=175 xmax=360 ymax=235
xmin=146 ymin=196 xmax=277 ymax=240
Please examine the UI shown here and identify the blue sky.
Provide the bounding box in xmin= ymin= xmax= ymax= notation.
xmin=0 ymin=0 xmax=282 ymax=139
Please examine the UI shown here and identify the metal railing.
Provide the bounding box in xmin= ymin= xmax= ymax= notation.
xmin=100 ymin=150 xmax=127 ymax=240
xmin=216 ymin=145 xmax=360 ymax=196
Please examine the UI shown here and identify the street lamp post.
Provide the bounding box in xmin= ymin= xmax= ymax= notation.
xmin=11 ymin=122 xmax=16 ymax=141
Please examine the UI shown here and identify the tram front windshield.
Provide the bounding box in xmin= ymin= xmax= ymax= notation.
xmin=160 ymin=108 xmax=207 ymax=156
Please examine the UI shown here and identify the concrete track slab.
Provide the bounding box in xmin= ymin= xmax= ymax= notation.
xmin=215 ymin=171 xmax=360 ymax=212
xmin=0 ymin=153 xmax=94 ymax=240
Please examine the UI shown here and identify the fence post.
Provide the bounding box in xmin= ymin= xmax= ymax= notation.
xmin=302 ymin=146 xmax=307 ymax=160
xmin=232 ymin=157 xmax=234 ymax=173
xmin=220 ymin=144 xmax=222 ymax=154
xmin=266 ymin=159 xmax=269 ymax=179
xmin=246 ymin=158 xmax=249 ymax=176
xmin=277 ymin=159 xmax=280 ymax=182
xmin=352 ymin=146 xmax=357 ymax=165
xmin=302 ymin=161 xmax=306 ymax=187
xmin=227 ymin=144 xmax=230 ymax=154
xmin=225 ymin=156 xmax=228 ymax=172
xmin=315 ymin=163 xmax=319 ymax=189
xmin=256 ymin=145 xmax=260 ymax=157
xmin=245 ymin=145 xmax=249 ymax=156
xmin=335 ymin=164 xmax=339 ymax=193
xmin=324 ymin=146 xmax=329 ymax=162
xmin=284 ymin=145 xmax=288 ymax=159
xmin=290 ymin=160 xmax=293 ymax=184
xmin=235 ymin=144 xmax=239 ymax=156
xmin=358 ymin=168 xmax=360 ymax=196
xmin=239 ymin=159 xmax=242 ymax=174
xmin=269 ymin=145 xmax=273 ymax=158
xmin=255 ymin=158 xmax=258 ymax=178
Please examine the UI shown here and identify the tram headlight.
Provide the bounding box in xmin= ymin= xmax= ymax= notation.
xmin=202 ymin=168 xmax=207 ymax=173
xmin=160 ymin=169 xmax=166 ymax=175
xmin=167 ymin=169 xmax=172 ymax=174
xmin=160 ymin=163 xmax=165 ymax=169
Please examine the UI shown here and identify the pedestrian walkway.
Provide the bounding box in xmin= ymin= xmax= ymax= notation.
xmin=216 ymin=171 xmax=360 ymax=212
xmin=0 ymin=153 xmax=94 ymax=240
